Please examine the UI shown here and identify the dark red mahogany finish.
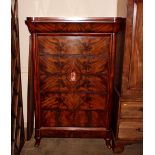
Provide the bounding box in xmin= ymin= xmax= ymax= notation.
xmin=25 ymin=17 xmax=125 ymax=149
xmin=11 ymin=0 xmax=25 ymax=154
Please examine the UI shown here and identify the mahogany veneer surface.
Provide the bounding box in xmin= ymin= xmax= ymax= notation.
xmin=25 ymin=17 xmax=125 ymax=148
xmin=11 ymin=0 xmax=25 ymax=154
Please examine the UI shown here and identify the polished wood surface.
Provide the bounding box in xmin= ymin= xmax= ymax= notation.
xmin=118 ymin=121 xmax=143 ymax=140
xmin=120 ymin=101 xmax=143 ymax=119
xmin=25 ymin=17 xmax=122 ymax=33
xmin=26 ymin=17 xmax=125 ymax=149
xmin=27 ymin=36 xmax=35 ymax=140
xmin=112 ymin=0 xmax=143 ymax=153
xmin=11 ymin=0 xmax=25 ymax=154
xmin=39 ymin=35 xmax=110 ymax=128
xmin=121 ymin=0 xmax=143 ymax=100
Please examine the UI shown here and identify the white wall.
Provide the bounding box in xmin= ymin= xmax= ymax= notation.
xmin=18 ymin=0 xmax=126 ymax=126
xmin=117 ymin=0 xmax=127 ymax=17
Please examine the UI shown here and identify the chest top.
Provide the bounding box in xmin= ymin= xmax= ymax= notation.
xmin=25 ymin=17 xmax=123 ymax=34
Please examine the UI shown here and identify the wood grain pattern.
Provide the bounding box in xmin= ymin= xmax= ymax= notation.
xmin=118 ymin=121 xmax=143 ymax=140
xmin=120 ymin=101 xmax=143 ymax=119
xmin=112 ymin=0 xmax=143 ymax=152
xmin=121 ymin=0 xmax=143 ymax=100
xmin=39 ymin=35 xmax=110 ymax=128
xmin=40 ymin=127 xmax=111 ymax=138
xmin=11 ymin=0 xmax=25 ymax=154
xmin=25 ymin=17 xmax=124 ymax=149
xmin=41 ymin=110 xmax=108 ymax=127
xmin=25 ymin=17 xmax=122 ymax=33
xmin=27 ymin=36 xmax=35 ymax=140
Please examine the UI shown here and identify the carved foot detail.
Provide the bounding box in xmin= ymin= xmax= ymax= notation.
xmin=34 ymin=137 xmax=41 ymax=147
xmin=106 ymin=139 xmax=112 ymax=149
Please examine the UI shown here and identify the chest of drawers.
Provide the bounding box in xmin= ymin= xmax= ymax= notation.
xmin=25 ymin=17 xmax=124 ymax=148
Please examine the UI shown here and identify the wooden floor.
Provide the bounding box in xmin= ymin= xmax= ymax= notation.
xmin=21 ymin=137 xmax=143 ymax=155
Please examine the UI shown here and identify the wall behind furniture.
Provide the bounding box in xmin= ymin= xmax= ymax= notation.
xmin=117 ymin=0 xmax=127 ymax=17
xmin=18 ymin=0 xmax=126 ymax=126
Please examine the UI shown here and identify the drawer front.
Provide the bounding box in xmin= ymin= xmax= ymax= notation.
xmin=120 ymin=101 xmax=143 ymax=119
xmin=41 ymin=93 xmax=107 ymax=111
xmin=39 ymin=57 xmax=108 ymax=93
xmin=118 ymin=121 xmax=143 ymax=140
xmin=41 ymin=110 xmax=108 ymax=127
xmin=38 ymin=35 xmax=112 ymax=128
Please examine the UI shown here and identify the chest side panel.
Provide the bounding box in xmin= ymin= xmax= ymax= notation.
xmin=38 ymin=35 xmax=111 ymax=128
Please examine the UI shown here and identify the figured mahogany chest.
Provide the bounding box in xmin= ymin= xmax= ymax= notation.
xmin=25 ymin=17 xmax=124 ymax=147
